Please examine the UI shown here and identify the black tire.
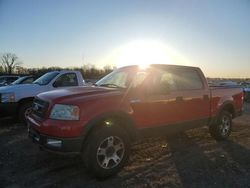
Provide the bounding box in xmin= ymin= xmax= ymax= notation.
xmin=209 ymin=111 xmax=232 ymax=141
xmin=83 ymin=126 xmax=130 ymax=179
xmin=18 ymin=101 xmax=33 ymax=124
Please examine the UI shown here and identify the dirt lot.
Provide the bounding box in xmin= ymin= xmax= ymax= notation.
xmin=0 ymin=104 xmax=250 ymax=188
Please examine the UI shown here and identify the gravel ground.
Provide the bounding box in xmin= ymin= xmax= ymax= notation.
xmin=0 ymin=103 xmax=249 ymax=188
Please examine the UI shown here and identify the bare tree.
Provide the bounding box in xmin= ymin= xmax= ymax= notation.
xmin=0 ymin=65 xmax=3 ymax=74
xmin=1 ymin=53 xmax=22 ymax=74
xmin=16 ymin=66 xmax=28 ymax=74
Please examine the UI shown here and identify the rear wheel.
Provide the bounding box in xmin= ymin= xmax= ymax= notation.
xmin=209 ymin=111 xmax=232 ymax=141
xmin=18 ymin=101 xmax=33 ymax=124
xmin=83 ymin=126 xmax=130 ymax=179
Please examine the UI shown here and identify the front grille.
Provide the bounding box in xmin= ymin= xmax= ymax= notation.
xmin=32 ymin=98 xmax=49 ymax=118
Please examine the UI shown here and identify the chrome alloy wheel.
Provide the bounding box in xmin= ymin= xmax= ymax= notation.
xmin=24 ymin=107 xmax=32 ymax=120
xmin=219 ymin=115 xmax=231 ymax=136
xmin=96 ymin=136 xmax=125 ymax=169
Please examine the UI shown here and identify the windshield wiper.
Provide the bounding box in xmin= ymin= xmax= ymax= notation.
xmin=98 ymin=83 xmax=124 ymax=89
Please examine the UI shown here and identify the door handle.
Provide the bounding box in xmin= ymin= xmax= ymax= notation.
xmin=130 ymin=99 xmax=141 ymax=103
xmin=176 ymin=96 xmax=183 ymax=102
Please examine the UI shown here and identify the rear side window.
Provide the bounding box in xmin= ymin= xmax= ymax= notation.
xmin=175 ymin=69 xmax=204 ymax=90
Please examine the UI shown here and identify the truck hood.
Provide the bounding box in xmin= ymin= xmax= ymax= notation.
xmin=0 ymin=84 xmax=41 ymax=93
xmin=0 ymin=84 xmax=48 ymax=102
xmin=37 ymin=86 xmax=124 ymax=103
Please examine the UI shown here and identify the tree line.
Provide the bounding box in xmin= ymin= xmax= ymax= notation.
xmin=0 ymin=53 xmax=114 ymax=80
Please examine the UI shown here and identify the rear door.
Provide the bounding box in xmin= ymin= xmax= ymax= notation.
xmin=174 ymin=68 xmax=210 ymax=122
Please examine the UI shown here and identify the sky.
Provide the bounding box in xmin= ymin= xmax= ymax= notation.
xmin=0 ymin=0 xmax=249 ymax=78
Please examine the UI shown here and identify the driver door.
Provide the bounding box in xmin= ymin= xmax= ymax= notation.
xmin=131 ymin=68 xmax=182 ymax=129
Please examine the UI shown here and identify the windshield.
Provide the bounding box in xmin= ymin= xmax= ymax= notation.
xmin=11 ymin=77 xmax=26 ymax=85
xmin=33 ymin=72 xmax=59 ymax=85
xmin=96 ymin=68 xmax=136 ymax=89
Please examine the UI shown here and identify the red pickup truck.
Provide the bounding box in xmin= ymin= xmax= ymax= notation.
xmin=28 ymin=64 xmax=243 ymax=178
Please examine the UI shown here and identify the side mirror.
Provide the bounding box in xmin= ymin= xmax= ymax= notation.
xmin=53 ymin=81 xmax=61 ymax=88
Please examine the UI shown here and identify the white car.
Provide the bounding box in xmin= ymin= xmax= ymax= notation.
xmin=0 ymin=70 xmax=85 ymax=122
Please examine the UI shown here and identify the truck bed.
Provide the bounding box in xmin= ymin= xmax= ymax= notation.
xmin=209 ymin=86 xmax=243 ymax=118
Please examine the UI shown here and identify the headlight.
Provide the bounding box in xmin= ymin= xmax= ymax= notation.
xmin=50 ymin=104 xmax=80 ymax=120
xmin=1 ymin=93 xmax=15 ymax=103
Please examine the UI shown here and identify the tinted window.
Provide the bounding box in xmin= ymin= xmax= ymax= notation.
xmin=54 ymin=73 xmax=78 ymax=87
xmin=132 ymin=72 xmax=147 ymax=88
xmin=149 ymin=69 xmax=178 ymax=94
xmin=175 ymin=69 xmax=203 ymax=90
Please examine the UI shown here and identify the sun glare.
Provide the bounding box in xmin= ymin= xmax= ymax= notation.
xmin=98 ymin=40 xmax=190 ymax=69
xmin=116 ymin=40 xmax=173 ymax=69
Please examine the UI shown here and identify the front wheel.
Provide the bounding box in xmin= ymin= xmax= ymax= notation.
xmin=18 ymin=102 xmax=33 ymax=124
xmin=83 ymin=126 xmax=130 ymax=179
xmin=209 ymin=111 xmax=232 ymax=141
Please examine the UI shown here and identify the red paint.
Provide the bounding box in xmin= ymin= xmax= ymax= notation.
xmin=28 ymin=65 xmax=244 ymax=138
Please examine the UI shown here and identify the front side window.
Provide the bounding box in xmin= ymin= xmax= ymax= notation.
xmin=54 ymin=73 xmax=78 ymax=87
xmin=148 ymin=69 xmax=178 ymax=95
xmin=131 ymin=72 xmax=147 ymax=88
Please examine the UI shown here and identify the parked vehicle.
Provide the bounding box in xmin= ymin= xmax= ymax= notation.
xmin=11 ymin=76 xmax=36 ymax=85
xmin=0 ymin=70 xmax=85 ymax=122
xmin=240 ymin=82 xmax=250 ymax=102
xmin=0 ymin=75 xmax=20 ymax=87
xmin=244 ymin=88 xmax=250 ymax=102
xmin=209 ymin=80 xmax=239 ymax=87
xmin=27 ymin=64 xmax=244 ymax=178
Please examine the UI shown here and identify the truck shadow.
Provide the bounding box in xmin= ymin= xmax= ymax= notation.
xmin=2 ymin=124 xmax=250 ymax=188
xmin=219 ymin=140 xmax=250 ymax=172
xmin=117 ymin=130 xmax=250 ymax=188
xmin=166 ymin=132 xmax=250 ymax=188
